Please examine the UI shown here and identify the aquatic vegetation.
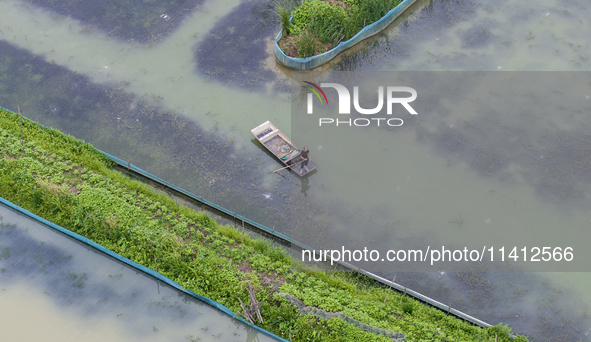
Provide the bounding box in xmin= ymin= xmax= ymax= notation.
xmin=194 ymin=0 xmax=281 ymax=89
xmin=26 ymin=0 xmax=205 ymax=44
xmin=0 ymin=40 xmax=283 ymax=228
xmin=0 ymin=108 xmax=528 ymax=341
xmin=278 ymin=0 xmax=403 ymax=57
xmin=333 ymin=0 xmax=479 ymax=71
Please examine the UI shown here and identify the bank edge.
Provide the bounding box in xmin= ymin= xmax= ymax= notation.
xmin=0 ymin=105 xmax=526 ymax=340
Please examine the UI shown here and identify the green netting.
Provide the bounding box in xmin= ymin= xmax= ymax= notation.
xmin=274 ymin=0 xmax=419 ymax=70
xmin=0 ymin=194 xmax=287 ymax=341
xmin=357 ymin=268 xmax=493 ymax=329
xmin=0 ymin=104 xmax=492 ymax=331
xmin=0 ymin=203 xmax=279 ymax=341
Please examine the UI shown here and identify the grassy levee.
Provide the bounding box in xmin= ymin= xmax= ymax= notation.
xmin=0 ymin=107 xmax=528 ymax=341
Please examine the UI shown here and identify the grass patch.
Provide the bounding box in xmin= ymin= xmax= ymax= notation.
xmin=0 ymin=107 xmax=528 ymax=341
xmin=277 ymin=0 xmax=404 ymax=58
xmin=295 ymin=30 xmax=318 ymax=58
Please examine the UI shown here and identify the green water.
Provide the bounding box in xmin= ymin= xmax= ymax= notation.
xmin=1 ymin=0 xmax=591 ymax=339
xmin=0 ymin=204 xmax=278 ymax=342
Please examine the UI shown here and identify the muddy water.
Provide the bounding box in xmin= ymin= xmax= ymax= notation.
xmin=328 ymin=0 xmax=591 ymax=72
xmin=0 ymin=0 xmax=290 ymax=134
xmin=283 ymin=0 xmax=591 ymax=338
xmin=288 ymin=71 xmax=591 ymax=338
xmin=1 ymin=0 xmax=591 ymax=339
xmin=0 ymin=204 xmax=277 ymax=342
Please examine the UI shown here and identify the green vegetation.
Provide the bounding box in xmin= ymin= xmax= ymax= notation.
xmin=278 ymin=6 xmax=293 ymax=36
xmin=278 ymin=0 xmax=403 ymax=58
xmin=0 ymin=107 xmax=528 ymax=341
xmin=295 ymin=30 xmax=318 ymax=58
xmin=401 ymin=298 xmax=414 ymax=316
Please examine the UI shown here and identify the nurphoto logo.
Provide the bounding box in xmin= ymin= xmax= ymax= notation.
xmin=303 ymin=82 xmax=418 ymax=127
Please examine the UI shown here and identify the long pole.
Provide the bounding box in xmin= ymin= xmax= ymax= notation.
xmin=382 ymin=275 xmax=396 ymax=308
xmin=272 ymin=159 xmax=306 ymax=173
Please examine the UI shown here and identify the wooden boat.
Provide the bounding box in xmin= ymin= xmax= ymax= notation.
xmin=251 ymin=121 xmax=317 ymax=176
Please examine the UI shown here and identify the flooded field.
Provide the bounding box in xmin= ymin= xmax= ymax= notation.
xmin=19 ymin=0 xmax=206 ymax=43
xmin=1 ymin=0 xmax=591 ymax=340
xmin=0 ymin=204 xmax=277 ymax=342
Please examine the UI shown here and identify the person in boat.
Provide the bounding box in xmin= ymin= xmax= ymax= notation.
xmin=300 ymin=146 xmax=310 ymax=175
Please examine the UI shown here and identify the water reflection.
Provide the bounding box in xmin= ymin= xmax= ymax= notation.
xmin=1 ymin=0 xmax=591 ymax=339
xmin=300 ymin=178 xmax=311 ymax=197
xmin=332 ymin=0 xmax=591 ymax=72
xmin=25 ymin=0 xmax=205 ymax=43
xmin=194 ymin=0 xmax=282 ymax=90
xmin=0 ymin=204 xmax=277 ymax=342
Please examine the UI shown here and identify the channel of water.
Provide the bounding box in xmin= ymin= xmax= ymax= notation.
xmin=1 ymin=0 xmax=591 ymax=339
xmin=0 ymin=203 xmax=278 ymax=342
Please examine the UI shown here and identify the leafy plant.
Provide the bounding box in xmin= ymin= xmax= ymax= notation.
xmin=401 ymin=298 xmax=414 ymax=315
xmin=277 ymin=6 xmax=292 ymax=35
xmin=295 ymin=30 xmax=316 ymax=58
xmin=280 ymin=0 xmax=404 ymax=57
